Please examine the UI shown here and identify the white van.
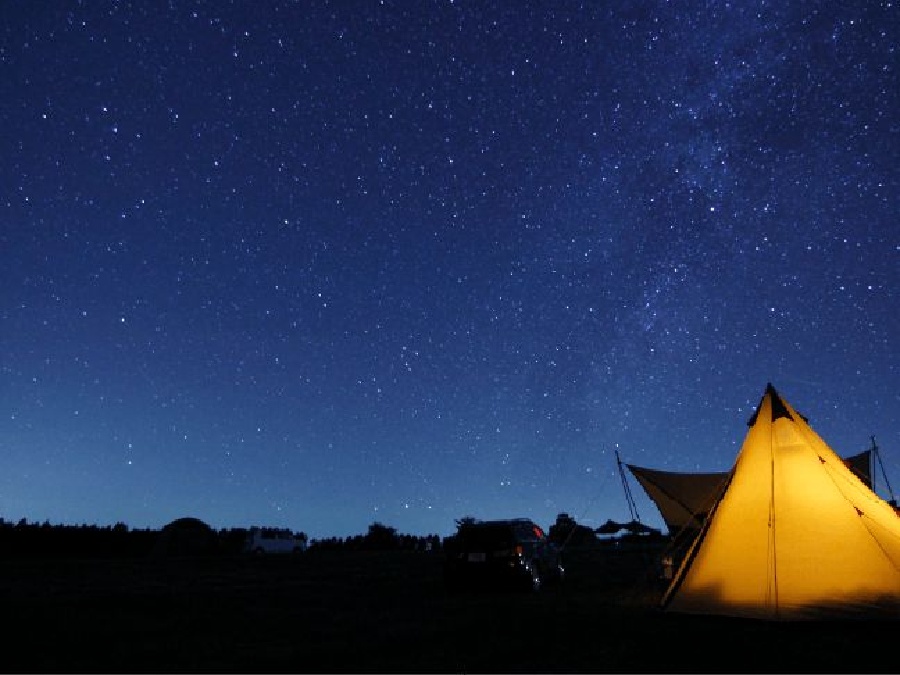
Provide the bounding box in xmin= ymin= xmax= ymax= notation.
xmin=245 ymin=527 xmax=307 ymax=554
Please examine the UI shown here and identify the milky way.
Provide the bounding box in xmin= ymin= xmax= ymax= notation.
xmin=2 ymin=1 xmax=898 ymax=539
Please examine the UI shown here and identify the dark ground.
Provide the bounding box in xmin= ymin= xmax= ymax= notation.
xmin=1 ymin=546 xmax=896 ymax=673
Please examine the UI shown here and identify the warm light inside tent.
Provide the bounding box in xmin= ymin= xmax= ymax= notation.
xmin=663 ymin=384 xmax=900 ymax=620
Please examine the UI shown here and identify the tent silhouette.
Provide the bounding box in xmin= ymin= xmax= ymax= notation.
xmin=661 ymin=383 xmax=900 ymax=620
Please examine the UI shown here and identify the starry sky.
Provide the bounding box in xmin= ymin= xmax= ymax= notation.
xmin=2 ymin=1 xmax=898 ymax=540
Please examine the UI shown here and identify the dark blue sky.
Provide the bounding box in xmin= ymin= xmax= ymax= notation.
xmin=2 ymin=1 xmax=898 ymax=539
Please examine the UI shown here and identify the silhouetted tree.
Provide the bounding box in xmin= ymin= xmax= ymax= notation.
xmin=454 ymin=515 xmax=479 ymax=529
xmin=363 ymin=522 xmax=399 ymax=550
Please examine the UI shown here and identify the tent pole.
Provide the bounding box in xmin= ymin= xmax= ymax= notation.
xmin=872 ymin=436 xmax=896 ymax=506
xmin=615 ymin=450 xmax=641 ymax=523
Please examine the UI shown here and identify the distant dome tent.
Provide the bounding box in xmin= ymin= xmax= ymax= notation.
xmin=152 ymin=516 xmax=219 ymax=558
xmin=660 ymin=383 xmax=900 ymax=621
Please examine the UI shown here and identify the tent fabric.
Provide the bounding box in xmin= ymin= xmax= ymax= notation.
xmin=843 ymin=448 xmax=873 ymax=489
xmin=628 ymin=451 xmax=873 ymax=536
xmin=626 ymin=466 xmax=728 ymax=535
xmin=661 ymin=383 xmax=900 ymax=621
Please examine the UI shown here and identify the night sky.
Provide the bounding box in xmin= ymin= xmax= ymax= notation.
xmin=3 ymin=1 xmax=898 ymax=540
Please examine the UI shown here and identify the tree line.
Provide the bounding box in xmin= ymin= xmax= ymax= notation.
xmin=0 ymin=518 xmax=443 ymax=559
xmin=0 ymin=512 xmax=653 ymax=559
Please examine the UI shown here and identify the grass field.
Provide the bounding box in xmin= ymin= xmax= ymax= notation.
xmin=1 ymin=547 xmax=897 ymax=673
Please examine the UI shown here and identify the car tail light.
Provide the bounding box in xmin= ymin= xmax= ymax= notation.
xmin=514 ymin=544 xmax=524 ymax=557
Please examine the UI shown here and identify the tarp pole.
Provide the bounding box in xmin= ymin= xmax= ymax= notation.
xmin=872 ymin=436 xmax=896 ymax=506
xmin=616 ymin=450 xmax=640 ymax=523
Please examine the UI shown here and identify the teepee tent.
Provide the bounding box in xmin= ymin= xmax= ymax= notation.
xmin=662 ymin=383 xmax=900 ymax=620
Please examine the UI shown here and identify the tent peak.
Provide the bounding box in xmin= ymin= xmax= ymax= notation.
xmin=747 ymin=382 xmax=792 ymax=427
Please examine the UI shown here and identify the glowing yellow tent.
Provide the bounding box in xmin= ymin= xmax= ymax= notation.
xmin=662 ymin=383 xmax=900 ymax=620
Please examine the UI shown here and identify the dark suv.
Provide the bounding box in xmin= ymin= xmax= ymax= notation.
xmin=443 ymin=518 xmax=565 ymax=592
